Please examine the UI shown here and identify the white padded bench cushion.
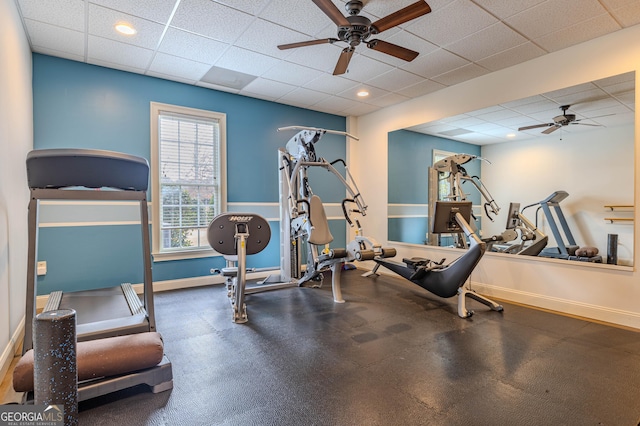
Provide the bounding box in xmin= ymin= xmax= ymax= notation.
xmin=13 ymin=331 xmax=165 ymax=392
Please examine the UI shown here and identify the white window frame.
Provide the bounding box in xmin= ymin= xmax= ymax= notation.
xmin=150 ymin=102 xmax=227 ymax=261
xmin=433 ymin=149 xmax=456 ymax=201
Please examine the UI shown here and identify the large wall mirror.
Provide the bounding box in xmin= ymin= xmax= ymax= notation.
xmin=388 ymin=71 xmax=635 ymax=267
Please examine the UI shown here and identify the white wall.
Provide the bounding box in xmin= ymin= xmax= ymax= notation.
xmin=0 ymin=0 xmax=32 ymax=376
xmin=354 ymin=25 xmax=640 ymax=328
xmin=481 ymin=124 xmax=634 ymax=265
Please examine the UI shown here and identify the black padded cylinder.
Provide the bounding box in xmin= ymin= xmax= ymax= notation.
xmin=607 ymin=234 xmax=618 ymax=265
xmin=34 ymin=309 xmax=78 ymax=426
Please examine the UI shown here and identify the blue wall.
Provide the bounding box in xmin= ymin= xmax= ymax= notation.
xmin=387 ymin=129 xmax=481 ymax=244
xmin=32 ymin=54 xmax=347 ymax=293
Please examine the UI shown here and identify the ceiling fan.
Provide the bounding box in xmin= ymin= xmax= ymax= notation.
xmin=518 ymin=104 xmax=609 ymax=135
xmin=277 ymin=0 xmax=432 ymax=75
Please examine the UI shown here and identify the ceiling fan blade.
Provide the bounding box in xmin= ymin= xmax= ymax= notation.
xmin=542 ymin=125 xmax=560 ymax=134
xmin=518 ymin=123 xmax=553 ymax=131
xmin=367 ymin=39 xmax=419 ymax=62
xmin=371 ymin=0 xmax=432 ymax=34
xmin=278 ymin=38 xmax=338 ymax=50
xmin=572 ymin=123 xmax=603 ymax=127
xmin=312 ymin=0 xmax=350 ymax=27
xmin=333 ymin=47 xmax=354 ymax=75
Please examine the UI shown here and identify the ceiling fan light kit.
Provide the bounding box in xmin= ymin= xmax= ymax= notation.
xmin=278 ymin=0 xmax=432 ymax=75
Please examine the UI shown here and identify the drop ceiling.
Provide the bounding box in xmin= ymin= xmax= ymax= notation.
xmin=14 ymin=0 xmax=640 ymax=119
xmin=407 ymin=71 xmax=636 ymax=144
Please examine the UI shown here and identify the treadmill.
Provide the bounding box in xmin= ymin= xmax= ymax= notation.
xmin=23 ymin=149 xmax=156 ymax=352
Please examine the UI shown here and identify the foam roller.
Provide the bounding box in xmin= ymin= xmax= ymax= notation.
xmin=34 ymin=309 xmax=78 ymax=426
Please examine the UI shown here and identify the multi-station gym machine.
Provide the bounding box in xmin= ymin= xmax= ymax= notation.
xmin=208 ymin=126 xmax=393 ymax=323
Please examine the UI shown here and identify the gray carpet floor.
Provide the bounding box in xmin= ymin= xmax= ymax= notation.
xmin=78 ymin=269 xmax=640 ymax=425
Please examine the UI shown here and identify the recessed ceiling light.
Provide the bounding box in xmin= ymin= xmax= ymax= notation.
xmin=357 ymin=90 xmax=369 ymax=97
xmin=115 ymin=23 xmax=136 ymax=35
xmin=506 ymin=133 xmax=516 ymax=138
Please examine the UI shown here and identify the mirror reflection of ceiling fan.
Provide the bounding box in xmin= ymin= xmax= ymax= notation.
xmin=277 ymin=0 xmax=432 ymax=75
xmin=518 ymin=104 xmax=614 ymax=135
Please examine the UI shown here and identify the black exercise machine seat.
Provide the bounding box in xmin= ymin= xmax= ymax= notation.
xmin=24 ymin=148 xmax=155 ymax=353
xmin=371 ymin=201 xmax=503 ymax=318
xmin=375 ymin=240 xmax=484 ymax=299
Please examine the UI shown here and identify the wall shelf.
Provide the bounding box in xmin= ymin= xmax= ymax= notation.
xmin=604 ymin=205 xmax=634 ymax=210
xmin=605 ymin=217 xmax=634 ymax=223
xmin=603 ymin=205 xmax=634 ymax=223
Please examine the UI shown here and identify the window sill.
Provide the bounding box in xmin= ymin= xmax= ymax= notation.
xmin=152 ymin=248 xmax=218 ymax=262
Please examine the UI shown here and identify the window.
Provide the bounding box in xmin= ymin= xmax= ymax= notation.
xmin=433 ymin=149 xmax=455 ymax=201
xmin=151 ymin=102 xmax=226 ymax=260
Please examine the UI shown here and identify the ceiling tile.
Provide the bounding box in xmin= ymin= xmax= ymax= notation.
xmin=610 ymin=2 xmax=640 ymax=27
xmin=367 ymin=92 xmax=411 ymax=108
xmin=88 ymin=0 xmax=176 ymax=23
xmin=337 ymin=85 xmax=390 ymax=102
xmin=406 ymin=0 xmax=498 ymax=46
xmin=341 ymin=102 xmax=380 ymax=117
xmin=88 ymin=4 xmax=166 ymax=49
xmin=399 ymin=48 xmax=468 ymax=78
xmin=445 ymin=22 xmax=528 ymax=62
xmin=146 ymin=70 xmax=197 ymax=85
xmin=18 ymin=0 xmax=85 ymax=31
xmin=240 ymin=78 xmax=297 ymax=99
xmin=313 ymin=95 xmax=363 ymax=114
xmin=87 ymin=35 xmax=154 ymax=69
xmin=31 ymin=46 xmax=85 ymax=63
xmin=505 ymin=0 xmax=608 ymax=39
xmin=365 ymin=68 xmax=424 ymax=92
xmin=277 ymin=87 xmax=332 ymax=107
xmin=261 ymin=61 xmax=324 ymax=86
xmin=158 ymin=28 xmax=228 ymax=65
xmin=534 ymin=14 xmax=621 ymax=52
xmin=303 ymin=73 xmax=359 ymax=95
xmin=148 ymin=52 xmax=211 ymax=81
xmin=234 ymin=19 xmax=312 ymax=60
xmin=24 ymin=19 xmax=85 ymax=57
xmin=472 ymin=0 xmax=546 ymax=19
xmin=212 ymin=0 xmax=271 ymax=15
xmin=171 ymin=0 xmax=254 ymax=43
xmin=87 ymin=58 xmax=146 ymax=75
xmin=476 ymin=42 xmax=546 ymax=72
xmin=195 ymin=81 xmax=241 ymax=94
xmin=215 ymin=46 xmax=280 ymax=75
xmin=284 ymin=43 xmax=344 ymax=73
xmin=259 ymin=0 xmax=334 ymax=37
xmin=339 ymin=54 xmax=395 ymax=82
xmin=396 ymin=78 xmax=446 ymax=98
xmin=431 ymin=63 xmax=490 ymax=86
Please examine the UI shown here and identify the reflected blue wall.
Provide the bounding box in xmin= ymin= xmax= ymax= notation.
xmin=387 ymin=129 xmax=481 ymax=244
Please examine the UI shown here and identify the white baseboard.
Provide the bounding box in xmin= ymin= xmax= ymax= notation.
xmin=0 ymin=317 xmax=24 ymax=386
xmin=470 ymin=281 xmax=640 ymax=330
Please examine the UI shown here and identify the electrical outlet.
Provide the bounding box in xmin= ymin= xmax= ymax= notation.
xmin=37 ymin=261 xmax=47 ymax=276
